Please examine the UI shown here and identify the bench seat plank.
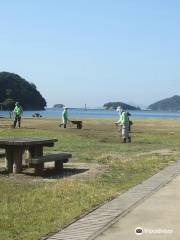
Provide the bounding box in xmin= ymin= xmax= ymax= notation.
xmin=29 ymin=152 xmax=72 ymax=164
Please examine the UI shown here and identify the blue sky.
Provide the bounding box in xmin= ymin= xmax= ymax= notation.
xmin=0 ymin=0 xmax=180 ymax=108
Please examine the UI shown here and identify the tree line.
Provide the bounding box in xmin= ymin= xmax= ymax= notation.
xmin=0 ymin=72 xmax=46 ymax=110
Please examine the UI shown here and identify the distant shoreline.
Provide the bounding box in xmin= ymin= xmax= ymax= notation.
xmin=1 ymin=109 xmax=180 ymax=119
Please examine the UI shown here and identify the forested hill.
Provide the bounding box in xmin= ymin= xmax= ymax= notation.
xmin=148 ymin=95 xmax=180 ymax=111
xmin=103 ymin=102 xmax=141 ymax=110
xmin=0 ymin=72 xmax=46 ymax=110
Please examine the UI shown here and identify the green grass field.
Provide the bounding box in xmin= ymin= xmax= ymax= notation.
xmin=0 ymin=117 xmax=180 ymax=240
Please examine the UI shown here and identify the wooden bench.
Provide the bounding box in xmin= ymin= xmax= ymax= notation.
xmin=29 ymin=152 xmax=72 ymax=174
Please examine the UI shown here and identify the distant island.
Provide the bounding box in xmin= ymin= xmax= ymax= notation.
xmin=148 ymin=95 xmax=180 ymax=111
xmin=103 ymin=102 xmax=141 ymax=110
xmin=53 ymin=104 xmax=64 ymax=108
xmin=0 ymin=72 xmax=46 ymax=110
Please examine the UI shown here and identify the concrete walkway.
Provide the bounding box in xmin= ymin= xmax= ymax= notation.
xmin=96 ymin=174 xmax=180 ymax=240
xmin=45 ymin=161 xmax=180 ymax=240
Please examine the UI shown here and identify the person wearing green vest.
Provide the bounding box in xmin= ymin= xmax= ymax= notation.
xmin=59 ymin=106 xmax=69 ymax=128
xmin=115 ymin=106 xmax=131 ymax=143
xmin=13 ymin=102 xmax=23 ymax=128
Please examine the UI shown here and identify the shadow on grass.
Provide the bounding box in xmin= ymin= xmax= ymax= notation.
xmin=26 ymin=167 xmax=89 ymax=179
xmin=0 ymin=168 xmax=9 ymax=174
xmin=0 ymin=166 xmax=89 ymax=180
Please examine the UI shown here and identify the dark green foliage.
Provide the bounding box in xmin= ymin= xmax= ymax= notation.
xmin=2 ymin=98 xmax=15 ymax=109
xmin=0 ymin=72 xmax=46 ymax=110
xmin=53 ymin=104 xmax=64 ymax=108
xmin=103 ymin=102 xmax=141 ymax=110
xmin=148 ymin=95 xmax=180 ymax=111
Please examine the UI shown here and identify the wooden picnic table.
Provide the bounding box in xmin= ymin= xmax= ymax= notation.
xmin=0 ymin=137 xmax=57 ymax=173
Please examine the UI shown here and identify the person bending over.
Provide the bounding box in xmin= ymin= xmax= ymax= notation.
xmin=115 ymin=106 xmax=131 ymax=143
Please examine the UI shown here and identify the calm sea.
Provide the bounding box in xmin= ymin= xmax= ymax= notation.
xmin=1 ymin=108 xmax=180 ymax=119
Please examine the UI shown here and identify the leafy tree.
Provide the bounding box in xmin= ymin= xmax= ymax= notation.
xmin=30 ymin=83 xmax=37 ymax=89
xmin=0 ymin=72 xmax=46 ymax=110
xmin=103 ymin=102 xmax=140 ymax=110
xmin=5 ymin=89 xmax=13 ymax=98
xmin=148 ymin=95 xmax=180 ymax=111
xmin=53 ymin=104 xmax=64 ymax=108
xmin=2 ymin=98 xmax=15 ymax=110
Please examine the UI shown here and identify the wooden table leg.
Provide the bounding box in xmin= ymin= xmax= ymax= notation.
xmin=55 ymin=160 xmax=63 ymax=170
xmin=5 ymin=148 xmax=13 ymax=173
xmin=29 ymin=145 xmax=44 ymax=174
xmin=13 ymin=148 xmax=23 ymax=174
xmin=29 ymin=145 xmax=43 ymax=158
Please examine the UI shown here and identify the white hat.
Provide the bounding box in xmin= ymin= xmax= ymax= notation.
xmin=116 ymin=106 xmax=122 ymax=112
xmin=63 ymin=106 xmax=68 ymax=109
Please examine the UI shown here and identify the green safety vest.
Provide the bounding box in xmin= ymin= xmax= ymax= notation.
xmin=119 ymin=111 xmax=129 ymax=125
xmin=14 ymin=106 xmax=23 ymax=117
xmin=62 ymin=110 xmax=68 ymax=121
